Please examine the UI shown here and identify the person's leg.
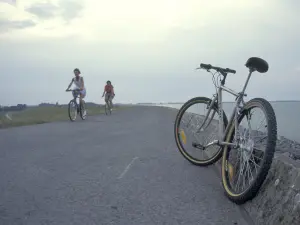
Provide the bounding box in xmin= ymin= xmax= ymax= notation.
xmin=107 ymin=94 xmax=112 ymax=109
xmin=79 ymin=89 xmax=86 ymax=105
xmin=79 ymin=95 xmax=83 ymax=105
xmin=79 ymin=90 xmax=86 ymax=115
xmin=105 ymin=93 xmax=109 ymax=105
xmin=76 ymin=90 xmax=82 ymax=113
xmin=110 ymin=95 xmax=114 ymax=108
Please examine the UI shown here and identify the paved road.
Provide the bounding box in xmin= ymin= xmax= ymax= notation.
xmin=0 ymin=106 xmax=253 ymax=225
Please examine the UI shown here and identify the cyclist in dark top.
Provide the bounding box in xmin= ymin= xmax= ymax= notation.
xmin=102 ymin=80 xmax=115 ymax=110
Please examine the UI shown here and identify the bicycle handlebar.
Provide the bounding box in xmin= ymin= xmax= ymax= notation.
xmin=197 ymin=63 xmax=236 ymax=74
xmin=66 ymin=89 xmax=80 ymax=92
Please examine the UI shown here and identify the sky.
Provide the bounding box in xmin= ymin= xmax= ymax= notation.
xmin=0 ymin=0 xmax=300 ymax=105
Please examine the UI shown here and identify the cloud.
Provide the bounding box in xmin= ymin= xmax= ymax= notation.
xmin=0 ymin=18 xmax=36 ymax=33
xmin=0 ymin=0 xmax=300 ymax=105
xmin=59 ymin=0 xmax=83 ymax=22
xmin=24 ymin=0 xmax=83 ymax=22
xmin=25 ymin=2 xmax=58 ymax=19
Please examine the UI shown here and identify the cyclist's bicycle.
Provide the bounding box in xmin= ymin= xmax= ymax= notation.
xmin=105 ymin=100 xmax=112 ymax=115
xmin=66 ymin=88 xmax=87 ymax=121
xmin=105 ymin=95 xmax=114 ymax=115
xmin=174 ymin=57 xmax=277 ymax=204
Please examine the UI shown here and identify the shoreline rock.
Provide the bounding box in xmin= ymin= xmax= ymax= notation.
xmin=276 ymin=136 xmax=300 ymax=160
xmin=243 ymin=154 xmax=300 ymax=225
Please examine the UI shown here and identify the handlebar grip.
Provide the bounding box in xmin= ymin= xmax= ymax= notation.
xmin=200 ymin=63 xmax=212 ymax=70
xmin=226 ymin=68 xmax=236 ymax=74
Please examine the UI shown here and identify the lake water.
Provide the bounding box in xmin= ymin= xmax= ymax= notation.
xmin=153 ymin=101 xmax=300 ymax=142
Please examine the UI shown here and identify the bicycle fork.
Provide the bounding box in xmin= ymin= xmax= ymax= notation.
xmin=195 ymin=95 xmax=218 ymax=133
xmin=192 ymin=95 xmax=219 ymax=150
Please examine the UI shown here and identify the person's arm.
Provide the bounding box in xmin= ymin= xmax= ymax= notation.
xmin=66 ymin=78 xmax=74 ymax=90
xmin=80 ymin=77 xmax=84 ymax=90
xmin=102 ymin=86 xmax=106 ymax=97
xmin=112 ymin=87 xmax=115 ymax=95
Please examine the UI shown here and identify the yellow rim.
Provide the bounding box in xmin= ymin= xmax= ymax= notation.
xmin=221 ymin=122 xmax=241 ymax=197
xmin=228 ymin=162 xmax=234 ymax=182
xmin=179 ymin=129 xmax=187 ymax=145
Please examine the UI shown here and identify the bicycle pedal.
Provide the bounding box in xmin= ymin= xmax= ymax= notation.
xmin=192 ymin=142 xmax=205 ymax=150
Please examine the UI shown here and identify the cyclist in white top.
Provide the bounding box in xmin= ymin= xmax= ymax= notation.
xmin=66 ymin=68 xmax=86 ymax=105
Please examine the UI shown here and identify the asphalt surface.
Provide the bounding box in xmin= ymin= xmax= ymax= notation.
xmin=0 ymin=106 xmax=253 ymax=225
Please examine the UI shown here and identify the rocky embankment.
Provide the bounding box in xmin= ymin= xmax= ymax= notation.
xmin=244 ymin=136 xmax=300 ymax=225
xmin=244 ymin=154 xmax=300 ymax=225
xmin=276 ymin=136 xmax=300 ymax=160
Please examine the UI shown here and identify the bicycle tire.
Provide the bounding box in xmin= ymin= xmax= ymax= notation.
xmin=174 ymin=97 xmax=228 ymax=166
xmin=109 ymin=101 xmax=112 ymax=115
xmin=68 ymin=100 xmax=77 ymax=122
xmin=221 ymin=98 xmax=277 ymax=204
xmin=80 ymin=101 xmax=87 ymax=120
xmin=105 ymin=102 xmax=110 ymax=115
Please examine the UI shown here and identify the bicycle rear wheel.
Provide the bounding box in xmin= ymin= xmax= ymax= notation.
xmin=80 ymin=100 xmax=87 ymax=120
xmin=221 ymin=98 xmax=277 ymax=204
xmin=174 ymin=97 xmax=228 ymax=166
xmin=68 ymin=100 xmax=77 ymax=121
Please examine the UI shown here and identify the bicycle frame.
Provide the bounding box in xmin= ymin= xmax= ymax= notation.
xmin=199 ymin=69 xmax=254 ymax=148
xmin=72 ymin=90 xmax=82 ymax=105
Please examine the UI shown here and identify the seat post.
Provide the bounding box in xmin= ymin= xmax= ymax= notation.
xmin=241 ymin=68 xmax=254 ymax=95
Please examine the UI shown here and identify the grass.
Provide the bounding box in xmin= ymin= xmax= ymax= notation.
xmin=0 ymin=105 xmax=129 ymax=129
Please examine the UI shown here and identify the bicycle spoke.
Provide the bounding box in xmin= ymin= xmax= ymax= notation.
xmin=235 ymin=156 xmax=245 ymax=192
xmin=249 ymin=155 xmax=261 ymax=170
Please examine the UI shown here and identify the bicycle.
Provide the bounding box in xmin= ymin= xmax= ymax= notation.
xmin=66 ymin=88 xmax=87 ymax=121
xmin=174 ymin=57 xmax=277 ymax=204
xmin=104 ymin=95 xmax=114 ymax=115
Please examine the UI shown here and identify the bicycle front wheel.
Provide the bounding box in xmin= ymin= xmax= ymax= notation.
xmin=68 ymin=100 xmax=77 ymax=122
xmin=174 ymin=97 xmax=228 ymax=166
xmin=221 ymin=98 xmax=277 ymax=204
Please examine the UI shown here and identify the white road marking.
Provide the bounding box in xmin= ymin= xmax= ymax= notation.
xmin=118 ymin=157 xmax=139 ymax=179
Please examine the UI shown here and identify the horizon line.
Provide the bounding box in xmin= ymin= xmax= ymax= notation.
xmin=2 ymin=100 xmax=300 ymax=107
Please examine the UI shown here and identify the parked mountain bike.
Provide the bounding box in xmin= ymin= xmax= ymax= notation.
xmin=66 ymin=89 xmax=87 ymax=121
xmin=174 ymin=57 xmax=277 ymax=204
